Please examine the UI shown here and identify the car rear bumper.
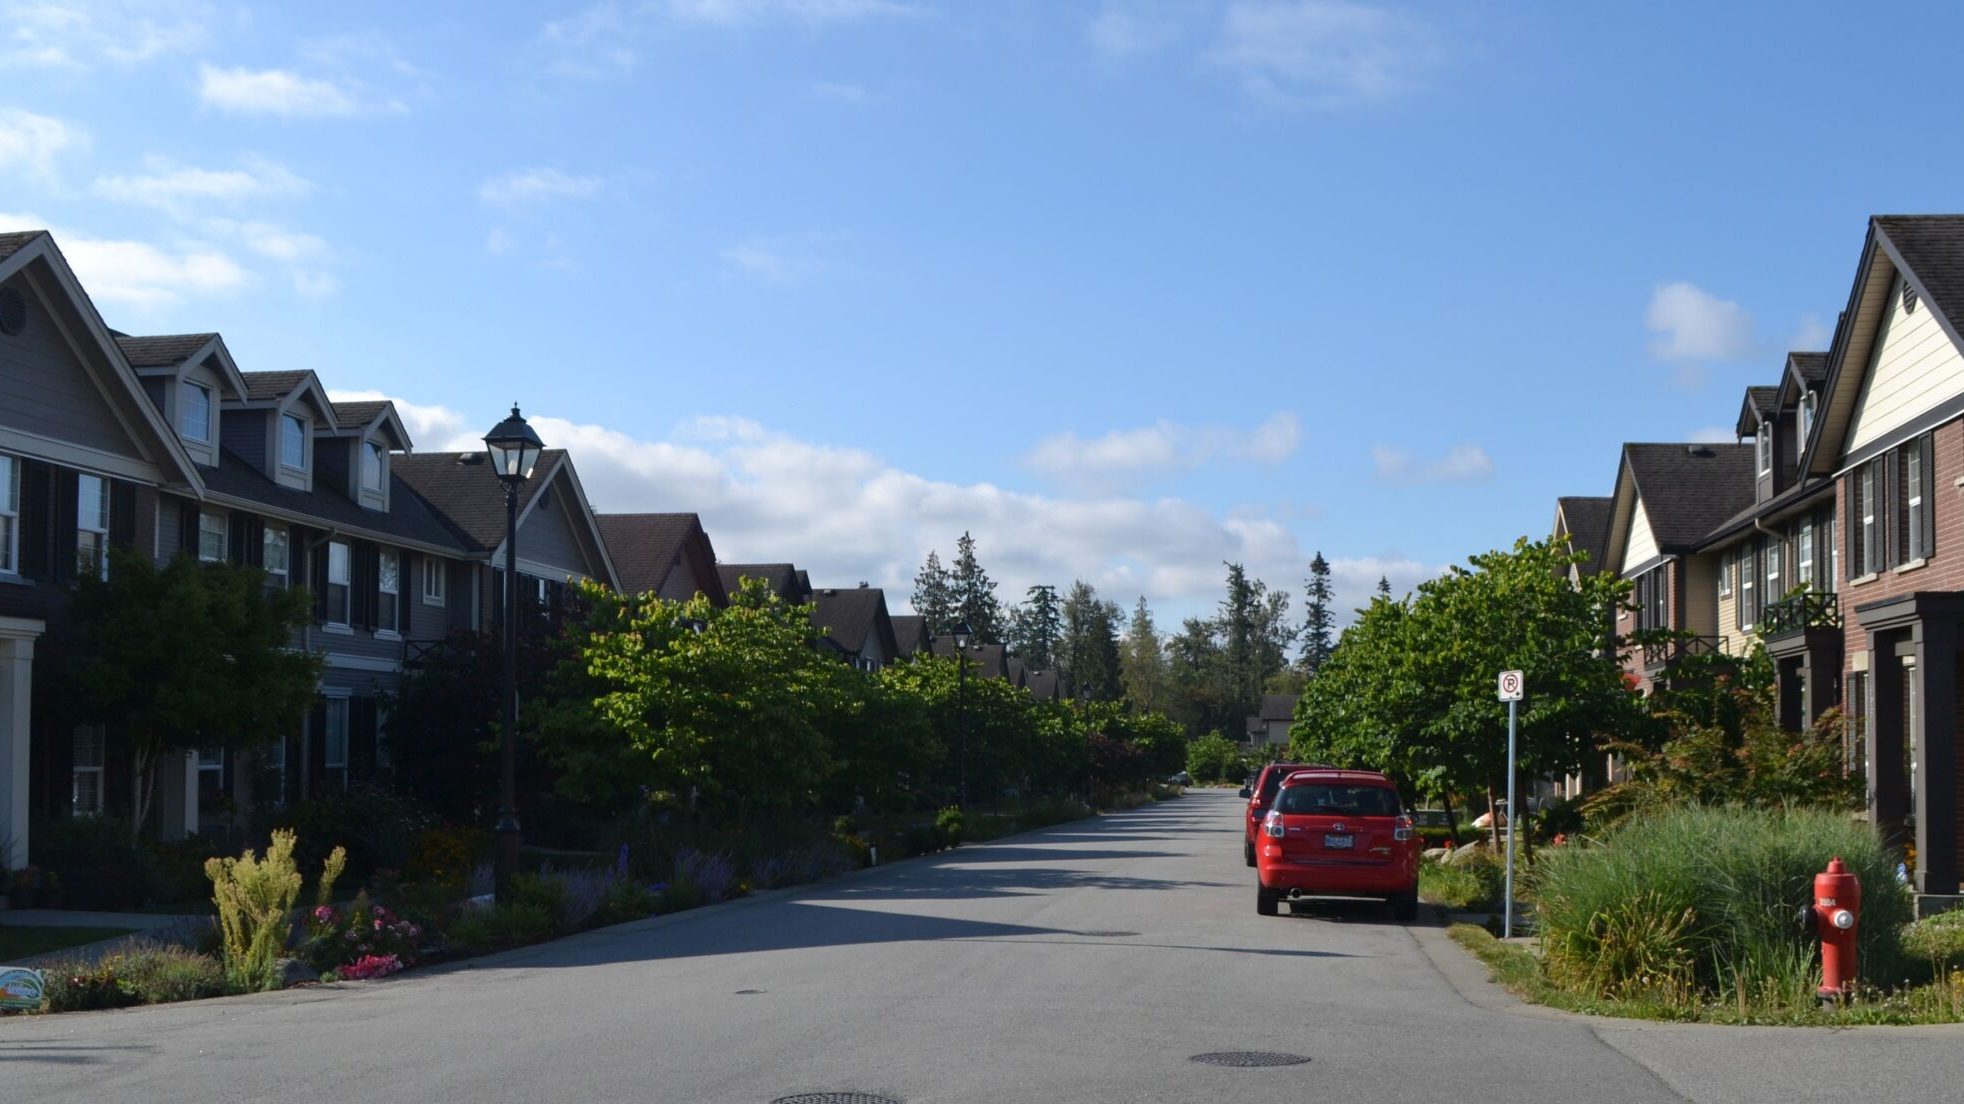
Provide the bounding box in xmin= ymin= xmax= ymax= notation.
xmin=1257 ymin=854 xmax=1417 ymax=896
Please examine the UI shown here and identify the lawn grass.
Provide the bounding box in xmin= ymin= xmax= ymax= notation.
xmin=0 ymin=925 xmax=139 ymax=961
xmin=1448 ymin=923 xmax=1964 ymax=1026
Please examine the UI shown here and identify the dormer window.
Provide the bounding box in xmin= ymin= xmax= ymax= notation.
xmin=181 ymin=382 xmax=212 ymax=443
xmin=1755 ymin=420 xmax=1772 ymax=476
xmin=1797 ymin=391 xmax=1816 ymax=459
xmin=281 ymin=413 xmax=307 ymax=470
xmin=362 ymin=441 xmax=385 ymax=492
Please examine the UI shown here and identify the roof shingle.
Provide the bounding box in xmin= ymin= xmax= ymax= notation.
xmin=1623 ymin=443 xmax=1758 ymax=551
xmin=597 ymin=513 xmax=701 ymax=598
xmin=115 ymin=333 xmax=217 ymax=368
xmin=1874 ymin=215 xmax=1964 ymax=338
xmin=393 ymin=450 xmax=566 ymax=553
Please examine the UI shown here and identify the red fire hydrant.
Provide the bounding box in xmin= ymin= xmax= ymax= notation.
xmin=1812 ymin=857 xmax=1861 ymax=1000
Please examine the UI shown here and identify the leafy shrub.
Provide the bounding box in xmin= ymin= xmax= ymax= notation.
xmin=445 ymin=901 xmax=553 ymax=955
xmin=108 ymin=942 xmax=231 ymax=1004
xmin=299 ymin=892 xmax=425 ymax=973
xmin=41 ymin=957 xmax=140 ymax=1012
xmin=671 ymin=849 xmax=736 ymax=903
xmin=592 ymin=880 xmax=659 ymax=926
xmin=142 ymin=836 xmax=222 ymax=907
xmin=336 ymin=953 xmax=404 ymax=980
xmin=1533 ymin=806 xmax=1910 ymax=1001
xmin=265 ymin=786 xmax=436 ymax=882
xmin=1419 ymin=854 xmax=1505 ymax=911
xmin=510 ymin=872 xmax=570 ymax=934
xmin=28 ymin=817 xmax=146 ymax=910
xmin=206 ymin=830 xmax=345 ymax=992
xmin=403 ymin=823 xmax=487 ymax=890
xmin=1903 ymin=908 xmax=1964 ymax=971
xmin=935 ymin=806 xmax=964 ymax=848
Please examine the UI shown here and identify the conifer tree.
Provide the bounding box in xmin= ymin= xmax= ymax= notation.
xmin=911 ymin=549 xmax=955 ymax=634
xmin=1300 ymin=551 xmax=1336 ymax=675
xmin=950 ymin=531 xmax=1005 ymax=642
xmin=1010 ymin=583 xmax=1062 ymax=670
xmin=1120 ymin=596 xmax=1169 ymax=713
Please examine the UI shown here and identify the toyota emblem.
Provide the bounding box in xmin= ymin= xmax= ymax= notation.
xmin=1332 ymin=822 xmax=1345 ymax=832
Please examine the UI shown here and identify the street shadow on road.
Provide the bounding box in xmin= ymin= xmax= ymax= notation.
xmin=1274 ymin=898 xmax=1449 ymax=929
xmin=931 ymin=846 xmax=1182 ymax=864
xmin=821 ymin=865 xmax=1242 ymax=900
xmin=0 ymin=1044 xmax=157 ymax=1065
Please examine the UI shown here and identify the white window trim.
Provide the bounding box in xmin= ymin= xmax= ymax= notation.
xmin=1797 ymin=527 xmax=1814 ymax=589
xmin=1908 ymin=446 xmax=1926 ymax=561
xmin=1718 ymin=550 xmax=1732 ymax=598
xmin=326 ymin=540 xmax=351 ymax=627
xmin=361 ymin=441 xmax=385 ymax=493
xmin=281 ymin=413 xmax=308 ymax=472
xmin=264 ymin=526 xmax=290 ymax=585
xmin=72 ymin=724 xmax=106 ymax=816
xmin=198 ymin=510 xmax=227 ymax=563
xmin=0 ymin=452 xmax=19 ymax=576
xmin=377 ymin=549 xmax=400 ymax=637
xmin=182 ymin=382 xmax=213 ymax=444
xmin=422 ymin=557 xmax=447 ymax=606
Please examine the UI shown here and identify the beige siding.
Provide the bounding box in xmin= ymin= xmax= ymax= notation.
xmin=1846 ymin=273 xmax=1964 ymax=455
xmin=1622 ymin=500 xmax=1660 ymax=571
xmin=1682 ymin=554 xmax=1718 ymax=637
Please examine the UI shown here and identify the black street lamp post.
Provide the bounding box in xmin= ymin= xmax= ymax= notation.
xmin=484 ymin=404 xmax=544 ymax=905
xmin=950 ymin=621 xmax=973 ymax=808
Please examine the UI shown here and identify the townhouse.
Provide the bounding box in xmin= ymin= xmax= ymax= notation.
xmin=1565 ymin=214 xmax=1964 ymax=902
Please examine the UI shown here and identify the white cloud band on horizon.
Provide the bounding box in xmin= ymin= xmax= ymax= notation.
xmin=1371 ymin=442 xmax=1493 ymax=484
xmin=1024 ymin=411 xmax=1302 ymax=492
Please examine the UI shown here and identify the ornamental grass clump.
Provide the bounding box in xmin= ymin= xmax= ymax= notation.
xmin=1533 ymin=805 xmax=1910 ymax=1003
xmin=204 ymin=830 xmax=346 ymax=992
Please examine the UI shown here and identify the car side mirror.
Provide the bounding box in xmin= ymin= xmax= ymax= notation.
xmin=1238 ymin=787 xmax=1252 ymax=799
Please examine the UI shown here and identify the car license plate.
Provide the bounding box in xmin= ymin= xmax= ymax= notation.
xmin=1324 ymin=834 xmax=1353 ymax=849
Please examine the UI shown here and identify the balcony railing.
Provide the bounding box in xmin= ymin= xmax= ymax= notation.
xmin=1759 ymin=591 xmax=1841 ymax=638
xmin=1641 ymin=634 xmax=1720 ymax=669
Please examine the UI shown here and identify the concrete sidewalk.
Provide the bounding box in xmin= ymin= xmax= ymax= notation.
xmin=1 ymin=909 xmax=213 ymax=967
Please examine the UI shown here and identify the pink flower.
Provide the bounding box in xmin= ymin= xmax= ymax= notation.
xmin=314 ymin=905 xmax=336 ymax=923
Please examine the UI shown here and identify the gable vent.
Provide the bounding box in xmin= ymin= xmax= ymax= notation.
xmin=0 ymin=287 xmax=25 ymax=336
xmin=1687 ymin=446 xmax=1715 ymax=458
xmin=1903 ymin=281 xmax=1920 ymax=314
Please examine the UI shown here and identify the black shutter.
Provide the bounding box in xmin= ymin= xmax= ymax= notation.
xmin=108 ymin=480 xmax=136 ymax=552
xmin=355 ymin=543 xmax=379 ymax=631
xmin=178 ymin=500 xmax=199 ymax=558
xmin=17 ymin=460 xmax=51 ymax=580
xmin=1888 ymin=450 xmax=1904 ymax=569
xmin=244 ymin=517 xmax=265 ymax=568
xmin=52 ymin=468 xmax=79 ymax=583
xmin=398 ymin=551 xmax=414 ymax=632
xmin=228 ymin=513 xmax=249 ymax=566
xmin=308 ymin=531 xmax=329 ymax=623
xmin=1846 ymin=474 xmax=1861 ymax=577
xmin=350 ymin=698 xmax=378 ymax=784
xmin=1921 ymin=434 xmax=1936 ymax=559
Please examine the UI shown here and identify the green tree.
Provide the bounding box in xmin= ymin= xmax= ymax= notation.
xmin=910 ymin=549 xmax=955 ymax=635
xmin=1059 ymin=580 xmax=1123 ymax=701
xmin=1376 ymin=574 xmax=1392 ymax=599
xmin=1009 ymin=583 xmax=1062 ymax=671
xmin=1214 ymin=562 xmax=1293 ymax=724
xmin=950 ymin=531 xmax=1005 ymax=643
xmin=1186 ymin=730 xmax=1244 ymax=783
xmin=1300 ymin=551 xmax=1335 ymax=675
xmin=68 ymin=547 xmax=322 ymax=834
xmin=1119 ymin=596 xmax=1169 ymax=713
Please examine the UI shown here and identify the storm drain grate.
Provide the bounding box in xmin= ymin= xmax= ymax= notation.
xmin=1190 ymin=1051 xmax=1311 ymax=1068
xmin=770 ymin=1095 xmax=902 ymax=1104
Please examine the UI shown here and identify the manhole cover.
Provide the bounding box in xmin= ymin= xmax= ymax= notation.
xmin=770 ymin=1095 xmax=901 ymax=1104
xmin=1190 ymin=1051 xmax=1311 ymax=1068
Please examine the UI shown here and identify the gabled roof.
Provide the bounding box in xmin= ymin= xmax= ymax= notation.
xmin=1790 ymin=351 xmax=1829 ymax=385
xmin=394 ymin=450 xmax=619 ymax=588
xmin=718 ymin=563 xmax=811 ymax=603
xmin=1025 ymin=669 xmax=1060 ymax=700
xmin=332 ymin=400 xmax=390 ymax=427
xmin=1258 ymin=694 xmax=1299 ymax=723
xmin=202 ymin=446 xmax=467 ymax=555
xmin=598 ymin=512 xmax=724 ymax=605
xmin=328 ymin=400 xmax=413 ymax=450
xmin=1005 ymin=653 xmax=1028 ymax=687
xmin=930 ymin=638 xmax=1010 ymax=678
xmin=810 ymin=586 xmax=897 ymax=659
xmin=1809 ymin=215 xmax=1964 ymax=477
xmin=116 ymin=333 xmax=220 ymax=368
xmin=0 ymin=230 xmax=43 ymax=262
xmin=1735 ymin=386 xmax=1780 ymax=436
xmin=242 ymin=370 xmax=313 ymax=401
xmin=890 ymin=614 xmax=929 ymax=656
xmin=1603 ymin=443 xmax=1757 ymax=573
xmin=1554 ymin=495 xmax=1613 ymax=576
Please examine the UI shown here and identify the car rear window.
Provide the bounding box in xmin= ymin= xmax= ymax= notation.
xmin=1274 ymin=784 xmax=1401 ymax=817
xmin=1257 ymin=766 xmax=1305 ymax=803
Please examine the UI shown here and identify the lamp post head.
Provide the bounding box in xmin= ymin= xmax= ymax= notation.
xmin=484 ymin=404 xmax=545 ymax=486
xmin=950 ymin=620 xmax=973 ymax=650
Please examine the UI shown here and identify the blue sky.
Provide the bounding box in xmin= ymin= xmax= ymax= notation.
xmin=5 ymin=0 xmax=1962 ymax=632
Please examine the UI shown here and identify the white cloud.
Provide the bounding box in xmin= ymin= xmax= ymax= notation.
xmin=0 ymin=0 xmax=212 ymax=69
xmin=812 ymin=80 xmax=868 ymax=101
xmin=663 ymin=0 xmax=915 ymax=26
xmin=1371 ymin=443 xmax=1494 ymax=484
xmin=541 ymin=0 xmax=913 ymax=78
xmin=1089 ymin=3 xmax=1182 ymax=58
xmin=719 ymin=232 xmax=848 ymax=284
xmin=0 ymin=108 xmax=86 ymax=184
xmin=94 ymin=156 xmax=311 ymax=213
xmin=0 ymin=211 xmax=248 ymax=307
xmin=1025 ymin=412 xmax=1302 ymax=492
xmin=198 ymin=64 xmax=362 ymax=118
xmin=1207 ymin=0 xmax=1445 ymax=107
xmin=1790 ymin=312 xmax=1831 ymax=352
xmin=478 ymin=168 xmax=607 ymax=206
xmin=1687 ymin=426 xmax=1736 ymax=445
xmin=327 ymin=390 xmax=469 ymax=449
xmin=1644 ymin=281 xmax=1755 ymax=365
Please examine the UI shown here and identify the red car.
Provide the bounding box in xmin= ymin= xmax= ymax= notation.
xmin=1240 ymin=762 xmax=1324 ymax=867
xmin=1254 ymin=768 xmax=1419 ymax=921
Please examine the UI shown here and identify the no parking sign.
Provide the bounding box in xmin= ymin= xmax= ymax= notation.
xmin=1497 ymin=669 xmax=1524 ymax=701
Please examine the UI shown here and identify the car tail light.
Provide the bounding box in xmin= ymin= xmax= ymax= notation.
xmin=1264 ymin=811 xmax=1285 ymax=839
xmin=1393 ymin=814 xmax=1414 ymax=842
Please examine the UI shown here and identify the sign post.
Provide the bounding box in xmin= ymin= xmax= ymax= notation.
xmin=1497 ymin=670 xmax=1524 ymax=939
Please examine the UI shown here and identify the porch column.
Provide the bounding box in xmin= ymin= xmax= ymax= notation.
xmin=0 ymin=617 xmax=44 ymax=870
xmin=1913 ymin=620 xmax=1959 ymax=895
xmin=1868 ymin=638 xmax=1907 ymax=844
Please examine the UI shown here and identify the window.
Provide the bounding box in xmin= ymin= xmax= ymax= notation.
xmin=264 ymin=526 xmax=289 ymax=586
xmin=198 ymin=511 xmax=227 ymax=563
xmin=1763 ymin=534 xmax=1781 ymax=603
xmin=323 ymin=698 xmax=349 ymax=791
xmin=181 ymin=382 xmax=212 ymax=443
xmin=0 ymin=453 xmax=18 ymax=575
xmin=1850 ymin=435 xmax=1935 ymax=576
xmin=77 ymin=473 xmax=108 ymax=579
xmin=377 ymin=550 xmax=400 ymax=634
xmin=1635 ymin=566 xmax=1669 ymax=632
xmin=1756 ymin=422 xmax=1772 ymax=475
xmin=72 ymin=725 xmax=105 ymax=816
xmin=1718 ymin=549 xmax=1732 ymax=599
xmin=264 ymin=737 xmax=287 ymax=807
xmin=1797 ymin=525 xmax=1814 ymax=589
xmin=422 ymin=557 xmax=446 ymax=605
xmin=326 ymin=541 xmax=351 ymax=626
xmin=1798 ymin=391 xmax=1816 ymax=459
xmin=362 ymin=441 xmax=385 ymax=492
xmin=1905 ymin=437 xmax=1933 ymax=562
xmin=281 ymin=413 xmax=307 ymax=470
xmin=197 ymin=748 xmax=224 ymax=818
xmin=1738 ymin=545 xmax=1755 ymax=629
xmin=1858 ymin=461 xmax=1880 ymax=575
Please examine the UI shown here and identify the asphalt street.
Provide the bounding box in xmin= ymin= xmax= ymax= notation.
xmin=5 ymin=787 xmax=1963 ymax=1103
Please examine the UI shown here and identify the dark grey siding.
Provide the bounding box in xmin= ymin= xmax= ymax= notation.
xmin=222 ymin=410 xmax=267 ymax=471
xmin=519 ymin=486 xmax=589 ymax=579
xmin=317 ymin=438 xmax=353 ymax=499
xmin=0 ymin=275 xmax=144 ymax=456
xmin=407 ymin=555 xmax=453 ymax=641
xmin=140 ymin=377 xmax=167 ymax=415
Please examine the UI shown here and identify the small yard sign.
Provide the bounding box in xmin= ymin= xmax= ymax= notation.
xmin=0 ymin=967 xmax=46 ymax=1011
xmin=1497 ymin=669 xmax=1524 ymax=701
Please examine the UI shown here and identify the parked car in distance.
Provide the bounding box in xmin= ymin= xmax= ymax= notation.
xmin=1167 ymin=771 xmax=1192 ymax=786
xmin=1241 ymin=762 xmax=1328 ymax=867
xmin=1254 ymin=768 xmax=1419 ymax=921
